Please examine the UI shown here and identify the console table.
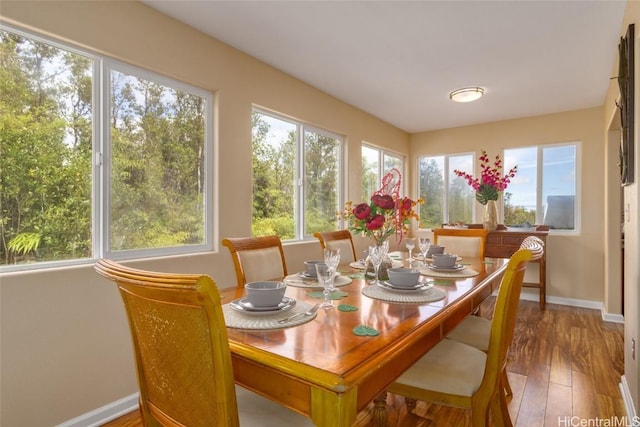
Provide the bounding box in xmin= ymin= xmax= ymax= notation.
xmin=468 ymin=224 xmax=549 ymax=309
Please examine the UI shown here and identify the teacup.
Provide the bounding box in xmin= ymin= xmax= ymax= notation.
xmin=244 ymin=281 xmax=286 ymax=307
xmin=431 ymin=253 xmax=457 ymax=268
xmin=304 ymin=260 xmax=323 ymax=277
xmin=426 ymin=245 xmax=445 ymax=257
xmin=387 ymin=267 xmax=420 ymax=288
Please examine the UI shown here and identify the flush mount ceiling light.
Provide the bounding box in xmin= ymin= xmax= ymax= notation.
xmin=449 ymin=86 xmax=485 ymax=103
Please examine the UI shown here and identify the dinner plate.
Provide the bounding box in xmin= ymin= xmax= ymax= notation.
xmin=230 ymin=297 xmax=296 ymax=315
xmin=427 ymin=264 xmax=465 ymax=272
xmin=378 ymin=281 xmax=433 ymax=293
xmin=422 ymin=255 xmax=462 ymax=262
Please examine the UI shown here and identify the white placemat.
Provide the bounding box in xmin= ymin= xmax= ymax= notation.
xmin=283 ymin=273 xmax=352 ymax=288
xmin=223 ymin=300 xmax=317 ymax=329
xmin=361 ymin=284 xmax=446 ymax=303
xmin=418 ymin=267 xmax=479 ymax=279
xmin=349 ymin=260 xmax=403 ymax=270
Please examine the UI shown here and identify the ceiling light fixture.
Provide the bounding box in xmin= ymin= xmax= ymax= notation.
xmin=449 ymin=86 xmax=485 ymax=103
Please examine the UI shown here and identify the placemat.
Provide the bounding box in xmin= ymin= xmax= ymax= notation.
xmin=349 ymin=260 xmax=403 ymax=270
xmin=418 ymin=267 xmax=479 ymax=279
xmin=361 ymin=284 xmax=446 ymax=303
xmin=223 ymin=300 xmax=317 ymax=330
xmin=283 ymin=273 xmax=352 ymax=288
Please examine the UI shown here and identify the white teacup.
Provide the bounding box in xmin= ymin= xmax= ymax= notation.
xmin=387 ymin=268 xmax=420 ymax=287
xmin=432 ymin=253 xmax=457 ymax=268
xmin=304 ymin=260 xmax=323 ymax=277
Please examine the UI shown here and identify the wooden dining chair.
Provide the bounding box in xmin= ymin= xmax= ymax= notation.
xmin=387 ymin=247 xmax=534 ymax=427
xmin=433 ymin=227 xmax=489 ymax=258
xmin=313 ymin=230 xmax=357 ymax=262
xmin=222 ymin=235 xmax=288 ymax=287
xmin=445 ymin=235 xmax=545 ymax=397
xmin=94 ymin=259 xmax=313 ymax=427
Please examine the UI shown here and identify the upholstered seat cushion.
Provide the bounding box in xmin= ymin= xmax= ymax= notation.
xmin=236 ymin=385 xmax=314 ymax=425
xmin=394 ymin=339 xmax=486 ymax=397
xmin=446 ymin=315 xmax=491 ymax=352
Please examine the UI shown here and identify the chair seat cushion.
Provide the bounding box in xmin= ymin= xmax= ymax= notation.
xmin=236 ymin=385 xmax=314 ymax=425
xmin=394 ymin=339 xmax=486 ymax=397
xmin=446 ymin=315 xmax=491 ymax=352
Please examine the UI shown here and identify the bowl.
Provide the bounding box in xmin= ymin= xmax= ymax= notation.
xmin=387 ymin=268 xmax=421 ymax=288
xmin=304 ymin=260 xmax=323 ymax=277
xmin=426 ymin=245 xmax=445 ymax=256
xmin=244 ymin=281 xmax=287 ymax=307
xmin=431 ymin=253 xmax=457 ymax=268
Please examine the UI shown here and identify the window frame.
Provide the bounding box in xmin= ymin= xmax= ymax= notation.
xmin=252 ymin=107 xmax=345 ymax=241
xmin=361 ymin=143 xmax=406 ymax=195
xmin=1 ymin=24 xmax=214 ymax=272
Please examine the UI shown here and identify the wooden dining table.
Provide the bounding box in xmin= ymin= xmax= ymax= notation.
xmin=220 ymin=255 xmax=507 ymax=427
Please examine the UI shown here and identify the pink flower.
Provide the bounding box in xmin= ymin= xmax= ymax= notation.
xmin=371 ymin=194 xmax=394 ymax=210
xmin=352 ymin=203 xmax=371 ymax=220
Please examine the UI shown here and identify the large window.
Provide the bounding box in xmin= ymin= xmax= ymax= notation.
xmin=504 ymin=143 xmax=578 ymax=231
xmin=0 ymin=26 xmax=212 ymax=270
xmin=252 ymin=109 xmax=342 ymax=240
xmin=418 ymin=153 xmax=474 ymax=228
xmin=361 ymin=144 xmax=404 ymax=198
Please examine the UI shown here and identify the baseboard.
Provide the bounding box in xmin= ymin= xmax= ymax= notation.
xmin=519 ymin=291 xmax=624 ymax=324
xmin=620 ymin=375 xmax=637 ymax=420
xmin=57 ymin=393 xmax=139 ymax=427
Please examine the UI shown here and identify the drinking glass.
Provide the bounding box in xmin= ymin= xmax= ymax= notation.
xmin=323 ymin=248 xmax=341 ymax=291
xmin=368 ymin=245 xmax=385 ymax=285
xmin=405 ymin=237 xmax=416 ymax=262
xmin=418 ymin=237 xmax=431 ymax=260
xmin=315 ymin=262 xmax=334 ymax=309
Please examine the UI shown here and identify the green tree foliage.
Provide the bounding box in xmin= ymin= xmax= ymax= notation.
xmin=503 ymin=192 xmax=535 ymax=225
xmin=418 ymin=158 xmax=444 ymax=228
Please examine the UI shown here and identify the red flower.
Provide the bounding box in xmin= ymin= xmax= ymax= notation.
xmin=352 ymin=203 xmax=371 ymax=220
xmin=371 ymin=194 xmax=394 ymax=210
xmin=366 ymin=214 xmax=385 ymax=230
xmin=399 ymin=197 xmax=413 ymax=211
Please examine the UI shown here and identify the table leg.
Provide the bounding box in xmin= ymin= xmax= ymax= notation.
xmin=310 ymin=387 xmax=357 ymax=427
xmin=373 ymin=391 xmax=387 ymax=427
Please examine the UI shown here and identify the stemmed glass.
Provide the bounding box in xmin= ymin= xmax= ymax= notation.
xmin=368 ymin=245 xmax=385 ymax=285
xmin=418 ymin=237 xmax=431 ymax=261
xmin=323 ymin=248 xmax=341 ymax=291
xmin=315 ymin=262 xmax=334 ymax=309
xmin=405 ymin=237 xmax=416 ymax=262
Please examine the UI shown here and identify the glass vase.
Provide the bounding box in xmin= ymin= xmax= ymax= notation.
xmin=483 ymin=200 xmax=498 ymax=231
xmin=364 ymin=241 xmax=393 ymax=282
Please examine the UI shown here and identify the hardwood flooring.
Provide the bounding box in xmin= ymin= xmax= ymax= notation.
xmin=102 ymin=299 xmax=625 ymax=427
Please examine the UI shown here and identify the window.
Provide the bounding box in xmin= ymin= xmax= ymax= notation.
xmin=252 ymin=109 xmax=342 ymax=240
xmin=504 ymin=143 xmax=578 ymax=231
xmin=418 ymin=153 xmax=474 ymax=228
xmin=0 ymin=26 xmax=212 ymax=270
xmin=361 ymin=144 xmax=404 ymax=198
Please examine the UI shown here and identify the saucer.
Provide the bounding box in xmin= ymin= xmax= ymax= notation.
xmin=230 ymin=297 xmax=296 ymax=316
xmin=298 ymin=272 xmax=318 ymax=279
xmin=423 ymin=255 xmax=462 ymax=262
xmin=379 ymin=281 xmax=433 ymax=293
xmin=428 ymin=264 xmax=465 ymax=271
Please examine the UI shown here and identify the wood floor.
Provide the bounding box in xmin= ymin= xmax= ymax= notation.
xmin=103 ymin=299 xmax=625 ymax=427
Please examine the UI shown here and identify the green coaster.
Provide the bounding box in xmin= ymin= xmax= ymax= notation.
xmin=349 ymin=273 xmax=365 ymax=279
xmin=338 ymin=304 xmax=358 ymax=312
xmin=434 ymin=279 xmax=454 ymax=286
xmin=308 ymin=290 xmax=348 ymax=300
xmin=353 ymin=325 xmax=379 ymax=336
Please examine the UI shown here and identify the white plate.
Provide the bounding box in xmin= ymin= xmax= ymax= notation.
xmin=298 ymin=272 xmax=318 ymax=279
xmin=379 ymin=281 xmax=434 ymax=293
xmin=230 ymin=297 xmax=296 ymax=315
xmin=427 ymin=264 xmax=465 ymax=271
xmin=422 ymin=255 xmax=462 ymax=262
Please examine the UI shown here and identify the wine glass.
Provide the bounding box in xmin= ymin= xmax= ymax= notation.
xmin=315 ymin=262 xmax=334 ymax=309
xmin=323 ymin=248 xmax=341 ymax=291
xmin=368 ymin=245 xmax=385 ymax=285
xmin=418 ymin=237 xmax=431 ymax=261
xmin=405 ymin=237 xmax=416 ymax=262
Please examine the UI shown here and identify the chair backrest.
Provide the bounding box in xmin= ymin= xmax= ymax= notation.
xmin=94 ymin=259 xmax=240 ymax=427
xmin=222 ymin=235 xmax=288 ymax=287
xmin=476 ymin=247 xmax=533 ymax=405
xmin=433 ymin=228 xmax=488 ymax=258
xmin=313 ymin=230 xmax=357 ymax=262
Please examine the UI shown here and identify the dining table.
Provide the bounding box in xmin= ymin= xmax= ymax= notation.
xmin=220 ymin=253 xmax=508 ymax=427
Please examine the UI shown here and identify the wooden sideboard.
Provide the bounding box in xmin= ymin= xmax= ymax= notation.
xmin=468 ymin=224 xmax=549 ymax=309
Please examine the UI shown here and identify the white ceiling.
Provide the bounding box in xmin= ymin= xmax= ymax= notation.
xmin=142 ymin=0 xmax=627 ymax=133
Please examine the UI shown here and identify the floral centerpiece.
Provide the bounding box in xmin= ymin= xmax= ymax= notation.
xmin=453 ymin=150 xmax=517 ymax=230
xmin=341 ymin=168 xmax=422 ymax=246
xmin=341 ymin=168 xmax=422 ymax=279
